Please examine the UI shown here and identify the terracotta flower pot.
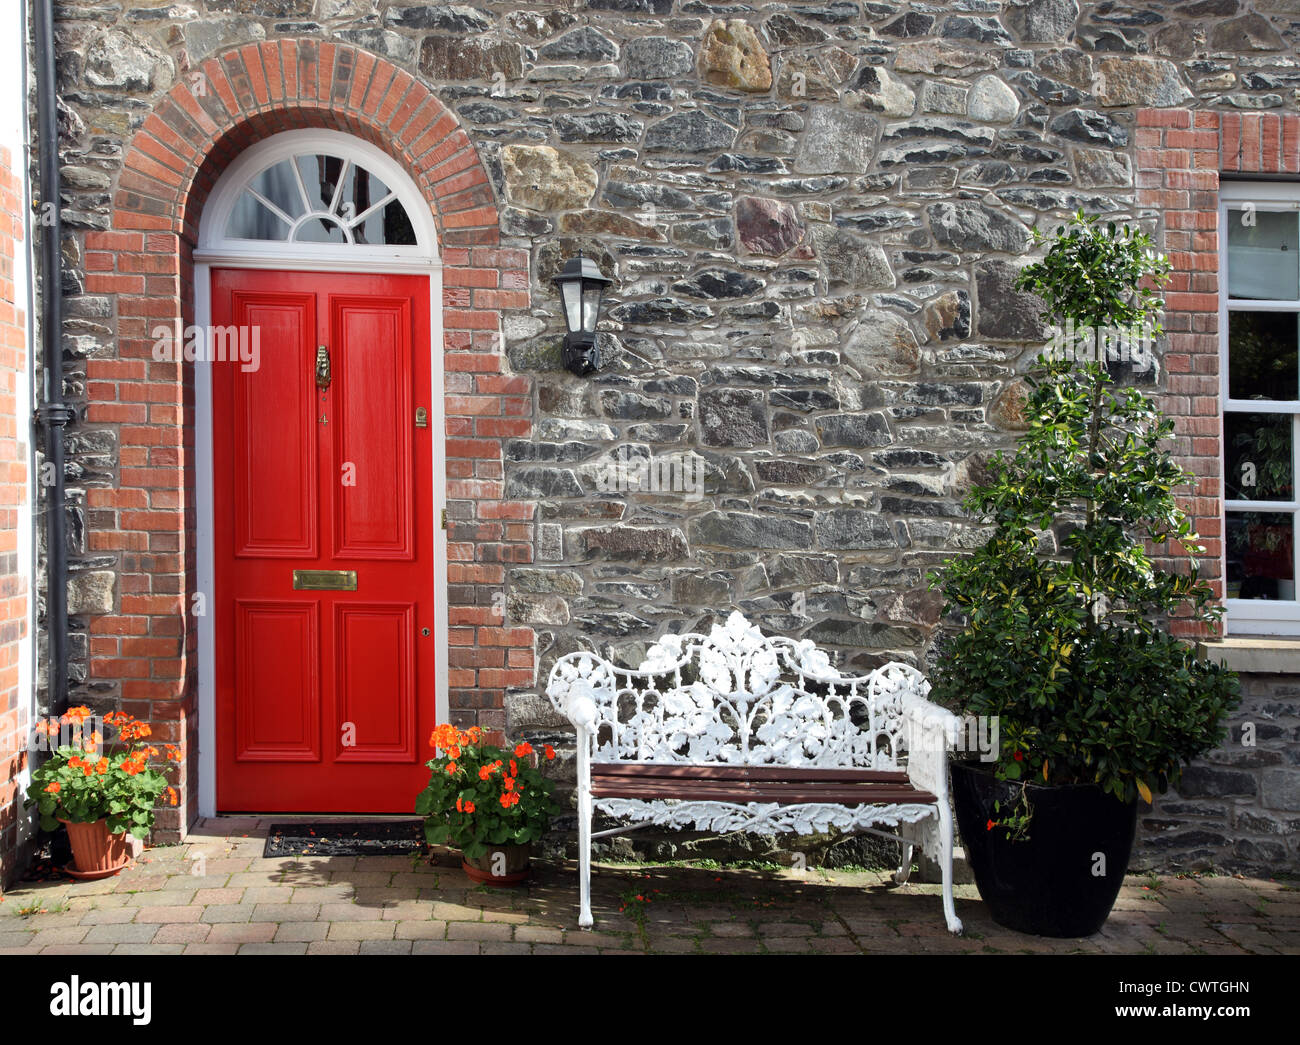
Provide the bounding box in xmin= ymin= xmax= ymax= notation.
xmin=462 ymin=843 xmax=531 ymax=887
xmin=60 ymin=819 xmax=130 ymax=879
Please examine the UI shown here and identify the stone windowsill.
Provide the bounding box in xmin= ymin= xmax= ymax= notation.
xmin=1196 ymin=636 xmax=1300 ymax=674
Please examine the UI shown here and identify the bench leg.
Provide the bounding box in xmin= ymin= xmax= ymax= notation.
xmin=577 ymin=774 xmax=593 ymax=929
xmin=937 ymin=802 xmax=963 ymax=935
xmin=894 ymin=841 xmax=915 ymax=886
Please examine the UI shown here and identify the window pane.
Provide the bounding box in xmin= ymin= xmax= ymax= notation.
xmin=1228 ymin=207 xmax=1299 ymax=300
xmin=351 ymin=199 xmax=417 ymax=246
xmin=1225 ymin=412 xmax=1293 ymax=501
xmin=1226 ymin=511 xmax=1295 ymax=600
xmin=339 ymin=165 xmax=390 ymax=218
xmin=248 ymin=159 xmax=305 ymax=220
xmin=295 ymin=216 xmax=348 ymax=243
xmin=297 ymin=154 xmax=345 ymax=211
xmin=1227 ymin=311 xmax=1299 ymax=401
xmin=226 ymin=192 xmax=289 ymax=240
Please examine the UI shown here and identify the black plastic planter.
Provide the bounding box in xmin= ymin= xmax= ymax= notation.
xmin=951 ymin=761 xmax=1138 ymax=938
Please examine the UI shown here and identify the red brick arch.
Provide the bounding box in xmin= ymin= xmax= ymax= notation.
xmin=82 ymin=39 xmax=535 ymax=837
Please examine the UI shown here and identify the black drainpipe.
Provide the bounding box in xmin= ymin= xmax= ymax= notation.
xmin=34 ymin=0 xmax=71 ymax=715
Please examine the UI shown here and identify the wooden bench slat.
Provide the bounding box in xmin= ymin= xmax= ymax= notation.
xmin=592 ymin=772 xmax=937 ymax=806
xmin=591 ymin=763 xmax=910 ymax=785
xmin=593 ymin=783 xmax=937 ymax=806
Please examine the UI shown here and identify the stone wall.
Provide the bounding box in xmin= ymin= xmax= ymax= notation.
xmin=44 ymin=1 xmax=1300 ymax=869
xmin=1135 ymin=672 xmax=1300 ymax=875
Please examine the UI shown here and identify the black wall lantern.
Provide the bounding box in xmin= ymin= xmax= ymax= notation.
xmin=552 ymin=253 xmax=613 ymax=376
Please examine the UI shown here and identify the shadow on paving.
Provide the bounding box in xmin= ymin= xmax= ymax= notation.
xmin=0 ymin=816 xmax=1294 ymax=955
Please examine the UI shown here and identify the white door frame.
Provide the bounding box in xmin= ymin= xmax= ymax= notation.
xmin=192 ymin=130 xmax=448 ymax=818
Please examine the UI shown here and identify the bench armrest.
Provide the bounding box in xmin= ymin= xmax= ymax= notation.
xmin=900 ymin=692 xmax=963 ymax=797
xmin=546 ymin=653 xmax=613 ymax=735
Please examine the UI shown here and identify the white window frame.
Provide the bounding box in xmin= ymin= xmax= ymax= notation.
xmin=194 ymin=129 xmax=449 ymax=815
xmin=1219 ymin=180 xmax=1300 ymax=635
xmin=196 ymin=130 xmax=441 ymax=274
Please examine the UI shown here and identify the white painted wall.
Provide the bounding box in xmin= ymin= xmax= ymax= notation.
xmin=5 ymin=3 xmax=38 ymax=854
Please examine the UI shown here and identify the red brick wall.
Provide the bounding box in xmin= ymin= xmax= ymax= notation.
xmin=0 ymin=142 xmax=30 ymax=888
xmin=85 ymin=40 xmax=534 ymax=837
xmin=1136 ymin=110 xmax=1300 ymax=639
xmin=1136 ymin=109 xmax=1223 ymax=640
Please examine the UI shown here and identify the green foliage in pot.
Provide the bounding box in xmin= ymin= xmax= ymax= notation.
xmin=927 ymin=212 xmax=1240 ymax=808
xmin=25 ymin=707 xmax=179 ymax=839
xmin=416 ymin=724 xmax=560 ymax=860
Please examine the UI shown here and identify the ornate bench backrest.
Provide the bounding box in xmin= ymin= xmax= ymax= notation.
xmin=546 ymin=612 xmax=929 ymax=772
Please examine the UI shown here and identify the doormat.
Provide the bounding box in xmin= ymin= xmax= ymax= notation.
xmin=264 ymin=821 xmax=426 ymax=858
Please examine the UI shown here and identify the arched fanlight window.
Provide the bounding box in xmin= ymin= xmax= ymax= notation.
xmin=226 ymin=151 xmax=417 ymax=246
xmin=198 ymin=130 xmax=438 ymax=272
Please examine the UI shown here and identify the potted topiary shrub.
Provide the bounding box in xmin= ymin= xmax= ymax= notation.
xmin=927 ymin=212 xmax=1240 ymax=937
xmin=417 ymin=724 xmax=560 ymax=885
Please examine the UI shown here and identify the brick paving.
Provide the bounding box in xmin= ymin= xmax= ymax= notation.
xmin=0 ymin=817 xmax=1295 ymax=955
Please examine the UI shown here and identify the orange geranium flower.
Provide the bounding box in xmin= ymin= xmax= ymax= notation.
xmin=95 ymin=758 xmax=110 ymax=775
xmin=503 ymin=776 xmax=515 ymax=792
xmin=544 ymin=745 xmax=555 ymax=761
xmin=509 ymin=759 xmax=517 ymax=777
xmin=499 ymin=792 xmax=520 ymax=809
xmin=67 ymin=756 xmax=84 ymax=769
xmin=165 ymin=786 xmax=179 ymax=806
xmin=44 ymin=782 xmax=60 ymax=794
xmin=514 ymin=742 xmax=533 ymax=758
xmin=463 ymin=800 xmax=475 ymax=814
xmin=60 ymin=706 xmax=91 ymax=726
xmin=446 ymin=762 xmax=458 ymax=776
xmin=119 ymin=721 xmax=152 ymax=741
xmin=430 ymin=723 xmax=472 ymax=752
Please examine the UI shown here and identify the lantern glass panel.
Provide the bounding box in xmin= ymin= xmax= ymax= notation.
xmin=559 ymin=278 xmax=583 ymax=334
xmin=581 ymin=282 xmax=604 ymax=333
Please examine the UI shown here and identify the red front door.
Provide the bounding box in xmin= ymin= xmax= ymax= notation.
xmin=213 ymin=268 xmax=436 ymax=812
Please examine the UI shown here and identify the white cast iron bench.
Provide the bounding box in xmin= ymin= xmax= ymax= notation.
xmin=545 ymin=611 xmax=963 ymax=934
